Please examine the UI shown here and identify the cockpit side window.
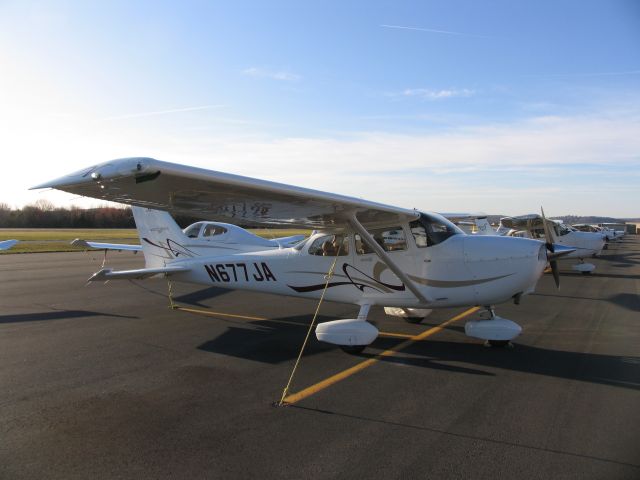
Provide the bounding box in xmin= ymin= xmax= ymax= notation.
xmin=184 ymin=223 xmax=202 ymax=238
xmin=354 ymin=226 xmax=407 ymax=254
xmin=308 ymin=234 xmax=349 ymax=256
xmin=410 ymin=214 xmax=462 ymax=247
xmin=202 ymin=224 xmax=228 ymax=237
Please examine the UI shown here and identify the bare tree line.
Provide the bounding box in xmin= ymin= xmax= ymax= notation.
xmin=0 ymin=200 xmax=135 ymax=228
xmin=0 ymin=200 xmax=205 ymax=229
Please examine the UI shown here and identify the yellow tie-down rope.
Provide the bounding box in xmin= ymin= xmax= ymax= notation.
xmin=162 ymin=241 xmax=343 ymax=407
xmin=167 ymin=277 xmax=177 ymax=309
xmin=276 ymin=242 xmax=343 ymax=407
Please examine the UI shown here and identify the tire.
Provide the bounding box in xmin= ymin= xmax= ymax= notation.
xmin=404 ymin=317 xmax=424 ymax=324
xmin=340 ymin=345 xmax=366 ymax=354
xmin=581 ymin=271 xmax=592 ymax=275
xmin=487 ymin=340 xmax=509 ymax=348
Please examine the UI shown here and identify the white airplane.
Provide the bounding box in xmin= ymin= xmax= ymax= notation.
xmin=597 ymin=223 xmax=625 ymax=241
xmin=0 ymin=240 xmax=18 ymax=250
xmin=33 ymin=157 xmax=572 ymax=350
xmin=492 ymin=213 xmax=605 ymax=274
xmin=445 ymin=214 xmax=494 ymax=236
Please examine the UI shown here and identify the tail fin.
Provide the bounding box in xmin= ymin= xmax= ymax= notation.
xmin=474 ymin=217 xmax=497 ymax=235
xmin=131 ymin=206 xmax=195 ymax=268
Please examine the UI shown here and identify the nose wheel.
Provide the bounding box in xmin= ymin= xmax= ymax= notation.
xmin=339 ymin=345 xmax=367 ymax=354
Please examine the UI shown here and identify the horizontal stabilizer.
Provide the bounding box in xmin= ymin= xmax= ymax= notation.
xmin=72 ymin=239 xmax=142 ymax=252
xmin=88 ymin=265 xmax=190 ymax=281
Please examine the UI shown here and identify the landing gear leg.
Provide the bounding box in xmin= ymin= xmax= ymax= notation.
xmin=479 ymin=308 xmax=509 ymax=348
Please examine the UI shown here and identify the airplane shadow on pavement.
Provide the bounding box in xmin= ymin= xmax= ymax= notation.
xmin=196 ymin=315 xmax=639 ymax=391
xmin=0 ymin=309 xmax=137 ymax=324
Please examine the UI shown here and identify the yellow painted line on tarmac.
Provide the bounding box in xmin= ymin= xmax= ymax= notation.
xmin=283 ymin=306 xmax=480 ymax=405
xmin=378 ymin=331 xmax=415 ymax=339
xmin=173 ymin=306 xmax=267 ymax=322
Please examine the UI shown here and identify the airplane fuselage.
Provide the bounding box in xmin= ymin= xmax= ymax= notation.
xmin=165 ymin=232 xmax=547 ymax=309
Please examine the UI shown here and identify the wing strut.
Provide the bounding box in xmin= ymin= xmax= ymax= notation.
xmin=348 ymin=213 xmax=431 ymax=305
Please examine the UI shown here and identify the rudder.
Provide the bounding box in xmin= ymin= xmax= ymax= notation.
xmin=131 ymin=207 xmax=194 ymax=268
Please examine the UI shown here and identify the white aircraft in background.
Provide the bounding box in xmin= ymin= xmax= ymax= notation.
xmin=597 ymin=224 xmax=625 ymax=241
xmin=33 ymin=157 xmax=574 ymax=350
xmin=474 ymin=213 xmax=605 ymax=274
xmin=444 ymin=214 xmax=494 ymax=235
xmin=566 ymin=224 xmax=624 ymax=242
xmin=0 ymin=240 xmax=18 ymax=250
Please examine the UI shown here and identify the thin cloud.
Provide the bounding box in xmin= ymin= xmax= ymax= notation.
xmin=525 ymin=70 xmax=640 ymax=78
xmin=102 ymin=105 xmax=223 ymax=121
xmin=392 ymin=88 xmax=475 ymax=100
xmin=380 ymin=24 xmax=495 ymax=39
xmin=242 ymin=67 xmax=301 ymax=82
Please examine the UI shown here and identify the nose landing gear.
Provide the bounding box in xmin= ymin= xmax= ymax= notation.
xmin=571 ymin=259 xmax=595 ymax=275
xmin=464 ymin=306 xmax=522 ymax=347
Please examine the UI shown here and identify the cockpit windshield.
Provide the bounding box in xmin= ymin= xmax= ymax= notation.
xmin=555 ymin=223 xmax=572 ymax=236
xmin=410 ymin=213 xmax=463 ymax=247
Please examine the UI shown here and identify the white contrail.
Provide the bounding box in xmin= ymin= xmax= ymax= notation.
xmin=528 ymin=70 xmax=640 ymax=78
xmin=102 ymin=104 xmax=224 ymax=121
xmin=380 ymin=24 xmax=495 ymax=39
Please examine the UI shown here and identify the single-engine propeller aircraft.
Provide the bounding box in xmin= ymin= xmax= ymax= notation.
xmin=495 ymin=214 xmax=605 ymax=274
xmin=0 ymin=240 xmax=18 ymax=250
xmin=33 ymin=157 xmax=572 ymax=350
xmin=465 ymin=213 xmax=604 ymax=274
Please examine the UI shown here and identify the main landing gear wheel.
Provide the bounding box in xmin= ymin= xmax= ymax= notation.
xmin=581 ymin=271 xmax=592 ymax=275
xmin=404 ymin=316 xmax=424 ymax=324
xmin=340 ymin=345 xmax=366 ymax=354
xmin=486 ymin=340 xmax=510 ymax=348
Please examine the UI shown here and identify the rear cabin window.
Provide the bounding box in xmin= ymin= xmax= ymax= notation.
xmin=308 ymin=234 xmax=349 ymax=256
xmin=202 ymin=224 xmax=228 ymax=237
xmin=355 ymin=226 xmax=407 ymax=254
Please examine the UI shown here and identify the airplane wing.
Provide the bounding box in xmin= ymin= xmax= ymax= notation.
xmin=500 ymin=214 xmax=542 ymax=229
xmin=71 ymin=239 xmax=142 ymax=251
xmin=32 ymin=157 xmax=419 ymax=229
xmin=440 ymin=212 xmax=487 ymax=222
xmin=0 ymin=240 xmax=18 ymax=250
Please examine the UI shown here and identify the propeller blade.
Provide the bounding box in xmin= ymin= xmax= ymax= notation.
xmin=540 ymin=206 xmax=556 ymax=249
xmin=550 ymin=260 xmax=560 ymax=288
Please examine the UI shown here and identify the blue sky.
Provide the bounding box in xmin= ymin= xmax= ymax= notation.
xmin=1 ymin=0 xmax=639 ymax=216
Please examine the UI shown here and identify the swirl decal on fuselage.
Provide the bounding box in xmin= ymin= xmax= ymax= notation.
xmin=287 ymin=263 xmax=405 ymax=294
xmin=142 ymin=237 xmax=199 ymax=259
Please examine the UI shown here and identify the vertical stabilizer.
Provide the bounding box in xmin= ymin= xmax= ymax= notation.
xmin=474 ymin=217 xmax=497 ymax=236
xmin=131 ymin=207 xmax=193 ymax=268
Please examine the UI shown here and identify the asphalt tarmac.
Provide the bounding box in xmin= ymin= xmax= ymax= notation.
xmin=1 ymin=237 xmax=639 ymax=479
